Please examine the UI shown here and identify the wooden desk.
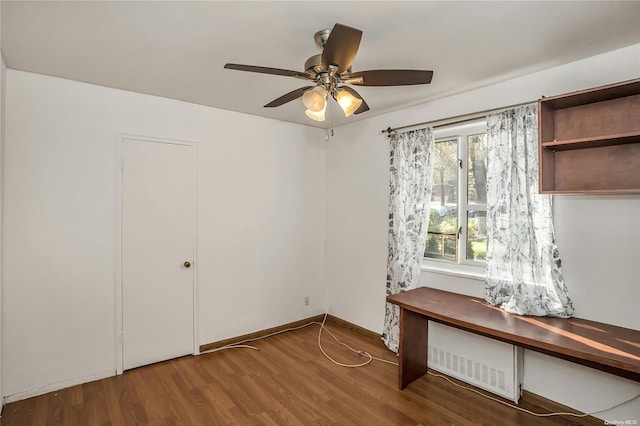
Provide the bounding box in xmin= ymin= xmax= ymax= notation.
xmin=386 ymin=287 xmax=640 ymax=389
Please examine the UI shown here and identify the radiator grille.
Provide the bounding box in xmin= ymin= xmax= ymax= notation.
xmin=427 ymin=323 xmax=523 ymax=402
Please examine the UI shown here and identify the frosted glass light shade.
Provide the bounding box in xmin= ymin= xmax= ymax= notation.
xmin=302 ymin=86 xmax=327 ymax=112
xmin=335 ymin=89 xmax=363 ymax=117
xmin=305 ymin=103 xmax=326 ymax=121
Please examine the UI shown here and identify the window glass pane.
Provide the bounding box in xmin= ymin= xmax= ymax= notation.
xmin=425 ymin=139 xmax=458 ymax=260
xmin=466 ymin=210 xmax=487 ymax=261
xmin=468 ymin=133 xmax=487 ymax=204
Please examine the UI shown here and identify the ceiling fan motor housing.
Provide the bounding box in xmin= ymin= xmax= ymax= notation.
xmin=304 ymin=54 xmax=323 ymax=74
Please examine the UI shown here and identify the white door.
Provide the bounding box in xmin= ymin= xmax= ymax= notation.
xmin=122 ymin=137 xmax=196 ymax=370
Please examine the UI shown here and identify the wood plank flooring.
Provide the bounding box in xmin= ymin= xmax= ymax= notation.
xmin=2 ymin=321 xmax=603 ymax=425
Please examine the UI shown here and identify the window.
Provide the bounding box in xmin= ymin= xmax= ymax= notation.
xmin=424 ymin=121 xmax=487 ymax=270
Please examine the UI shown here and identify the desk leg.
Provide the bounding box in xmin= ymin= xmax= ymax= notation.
xmin=398 ymin=308 xmax=429 ymax=389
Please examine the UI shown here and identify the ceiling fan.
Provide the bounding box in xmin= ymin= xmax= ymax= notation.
xmin=224 ymin=23 xmax=433 ymax=122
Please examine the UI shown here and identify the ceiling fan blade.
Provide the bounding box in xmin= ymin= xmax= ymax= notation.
xmin=224 ymin=63 xmax=312 ymax=79
xmin=346 ymin=69 xmax=433 ymax=86
xmin=264 ymin=86 xmax=314 ymax=108
xmin=339 ymin=86 xmax=369 ymax=114
xmin=321 ymin=24 xmax=362 ymax=74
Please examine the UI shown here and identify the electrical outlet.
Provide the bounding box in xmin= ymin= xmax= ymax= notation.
xmin=304 ymin=296 xmax=310 ymax=306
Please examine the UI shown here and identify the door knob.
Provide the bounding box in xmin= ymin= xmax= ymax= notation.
xmin=184 ymin=261 xmax=191 ymax=268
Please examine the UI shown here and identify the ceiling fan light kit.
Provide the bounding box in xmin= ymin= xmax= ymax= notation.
xmin=224 ymin=23 xmax=433 ymax=122
xmin=302 ymin=85 xmax=327 ymax=112
xmin=305 ymin=103 xmax=327 ymax=122
xmin=335 ymin=89 xmax=363 ymax=117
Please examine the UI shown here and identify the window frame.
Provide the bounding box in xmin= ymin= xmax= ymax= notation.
xmin=422 ymin=120 xmax=488 ymax=279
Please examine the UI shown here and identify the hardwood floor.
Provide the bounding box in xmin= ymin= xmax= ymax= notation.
xmin=2 ymin=321 xmax=603 ymax=425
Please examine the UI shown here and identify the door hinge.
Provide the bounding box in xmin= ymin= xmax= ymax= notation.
xmin=119 ymin=333 xmax=125 ymax=344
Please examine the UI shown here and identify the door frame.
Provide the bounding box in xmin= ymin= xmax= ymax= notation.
xmin=113 ymin=134 xmax=199 ymax=375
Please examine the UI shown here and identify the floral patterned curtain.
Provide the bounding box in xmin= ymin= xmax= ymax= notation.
xmin=382 ymin=128 xmax=435 ymax=352
xmin=485 ymin=105 xmax=574 ymax=317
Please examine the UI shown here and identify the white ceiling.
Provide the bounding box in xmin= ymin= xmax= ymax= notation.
xmin=2 ymin=1 xmax=640 ymax=129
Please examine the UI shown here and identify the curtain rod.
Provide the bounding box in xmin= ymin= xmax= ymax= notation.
xmin=381 ymin=100 xmax=537 ymax=135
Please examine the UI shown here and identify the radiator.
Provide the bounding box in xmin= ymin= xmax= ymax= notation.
xmin=427 ymin=322 xmax=523 ymax=403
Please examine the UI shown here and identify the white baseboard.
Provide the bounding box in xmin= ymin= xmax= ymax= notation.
xmin=4 ymin=370 xmax=115 ymax=404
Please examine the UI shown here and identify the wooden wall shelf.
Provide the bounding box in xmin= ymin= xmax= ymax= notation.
xmin=538 ymin=78 xmax=640 ymax=194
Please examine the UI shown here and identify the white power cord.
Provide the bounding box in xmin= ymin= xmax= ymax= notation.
xmin=316 ymin=312 xmax=398 ymax=367
xmin=426 ymin=370 xmax=640 ymax=419
xmin=200 ymin=314 xmax=396 ymax=366
xmin=199 ymin=321 xmax=319 ymax=355
xmin=199 ymin=316 xmax=639 ymax=420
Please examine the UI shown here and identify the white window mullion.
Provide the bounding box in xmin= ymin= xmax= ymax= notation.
xmin=458 ymin=135 xmax=469 ymax=264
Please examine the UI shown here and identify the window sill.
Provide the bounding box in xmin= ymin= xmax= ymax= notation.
xmin=420 ymin=261 xmax=486 ymax=281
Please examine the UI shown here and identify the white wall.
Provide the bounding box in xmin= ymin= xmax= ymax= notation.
xmin=327 ymin=43 xmax=640 ymax=421
xmin=0 ymin=7 xmax=5 ymax=406
xmin=2 ymin=70 xmax=326 ymax=401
